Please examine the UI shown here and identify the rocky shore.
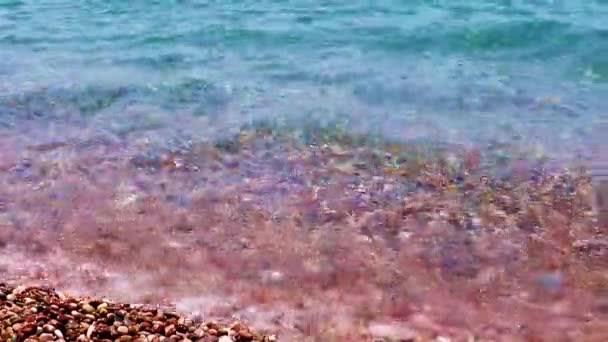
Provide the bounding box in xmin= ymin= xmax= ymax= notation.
xmin=1 ymin=284 xmax=274 ymax=342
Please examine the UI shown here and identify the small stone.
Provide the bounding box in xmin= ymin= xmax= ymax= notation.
xmin=368 ymin=322 xmax=417 ymax=341
xmin=147 ymin=335 xmax=159 ymax=342
xmin=128 ymin=324 xmax=139 ymax=335
xmin=69 ymin=303 xmax=78 ymax=310
xmin=86 ymin=324 xmax=95 ymax=338
xmin=97 ymin=302 xmax=109 ymax=311
xmin=194 ymin=328 xmax=205 ymax=337
xmin=43 ymin=324 xmax=55 ymax=333
xmin=55 ymin=329 xmax=64 ymax=339
xmin=208 ymin=329 xmax=218 ymax=336
xmin=118 ymin=326 xmax=129 ymax=335
xmin=24 ymin=297 xmax=36 ymax=305
xmin=164 ymin=324 xmax=176 ymax=336
xmin=12 ymin=285 xmax=26 ymax=294
xmin=238 ymin=329 xmax=254 ymax=340
xmin=39 ymin=333 xmax=55 ymax=342
xmin=6 ymin=294 xmax=15 ymax=301
xmin=218 ymin=337 xmax=233 ymax=342
xmin=81 ymin=304 xmax=95 ymax=313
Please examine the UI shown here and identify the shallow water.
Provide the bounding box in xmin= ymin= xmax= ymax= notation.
xmin=1 ymin=0 xmax=607 ymax=159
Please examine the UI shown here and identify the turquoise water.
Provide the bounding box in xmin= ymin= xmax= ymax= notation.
xmin=1 ymin=0 xmax=607 ymax=159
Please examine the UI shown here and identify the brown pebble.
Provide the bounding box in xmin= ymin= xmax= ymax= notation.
xmin=208 ymin=328 xmax=218 ymax=336
xmin=146 ymin=335 xmax=160 ymax=342
xmin=152 ymin=323 xmax=164 ymax=334
xmin=238 ymin=329 xmax=254 ymax=341
xmin=128 ymin=324 xmax=139 ymax=334
xmin=39 ymin=333 xmax=55 ymax=342
xmin=117 ymin=325 xmax=129 ymax=334
xmin=165 ymin=324 xmax=176 ymax=336
xmin=43 ymin=324 xmax=55 ymax=333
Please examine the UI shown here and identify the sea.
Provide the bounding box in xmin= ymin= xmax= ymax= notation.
xmin=1 ymin=0 xmax=607 ymax=162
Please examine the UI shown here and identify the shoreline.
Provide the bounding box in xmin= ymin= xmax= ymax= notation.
xmin=1 ymin=127 xmax=606 ymax=341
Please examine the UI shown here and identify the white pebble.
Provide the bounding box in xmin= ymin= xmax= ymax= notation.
xmin=54 ymin=329 xmax=64 ymax=339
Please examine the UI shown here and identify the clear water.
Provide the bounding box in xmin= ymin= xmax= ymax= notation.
xmin=1 ymin=0 xmax=607 ymax=159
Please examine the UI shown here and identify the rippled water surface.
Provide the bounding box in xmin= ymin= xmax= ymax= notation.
xmin=1 ymin=0 xmax=607 ymax=157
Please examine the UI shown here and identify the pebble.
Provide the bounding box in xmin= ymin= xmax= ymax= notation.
xmin=368 ymin=322 xmax=417 ymax=341
xmin=164 ymin=324 xmax=176 ymax=336
xmin=39 ymin=333 xmax=55 ymax=342
xmin=55 ymin=329 xmax=64 ymax=339
xmin=81 ymin=303 xmax=95 ymax=313
xmin=0 ymin=284 xmax=269 ymax=342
